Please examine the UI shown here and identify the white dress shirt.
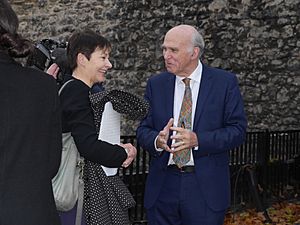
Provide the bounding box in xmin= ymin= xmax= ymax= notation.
xmin=154 ymin=61 xmax=203 ymax=166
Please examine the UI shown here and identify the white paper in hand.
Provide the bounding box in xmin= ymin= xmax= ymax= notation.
xmin=98 ymin=102 xmax=121 ymax=176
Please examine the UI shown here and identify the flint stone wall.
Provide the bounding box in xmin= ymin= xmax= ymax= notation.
xmin=11 ymin=0 xmax=300 ymax=135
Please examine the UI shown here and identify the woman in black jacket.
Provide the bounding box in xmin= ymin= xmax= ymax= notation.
xmin=58 ymin=30 xmax=137 ymax=225
xmin=0 ymin=1 xmax=62 ymax=225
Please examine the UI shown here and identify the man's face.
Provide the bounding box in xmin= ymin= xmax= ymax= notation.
xmin=162 ymin=31 xmax=194 ymax=77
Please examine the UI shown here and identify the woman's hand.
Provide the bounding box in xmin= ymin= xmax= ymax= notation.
xmin=119 ymin=143 xmax=137 ymax=168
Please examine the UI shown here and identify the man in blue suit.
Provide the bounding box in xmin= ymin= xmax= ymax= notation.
xmin=136 ymin=25 xmax=247 ymax=225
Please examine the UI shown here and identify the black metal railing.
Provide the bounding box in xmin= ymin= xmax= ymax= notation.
xmin=120 ymin=130 xmax=300 ymax=224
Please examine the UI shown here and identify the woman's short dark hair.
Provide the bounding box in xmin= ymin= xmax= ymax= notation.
xmin=0 ymin=0 xmax=32 ymax=58
xmin=67 ymin=30 xmax=111 ymax=71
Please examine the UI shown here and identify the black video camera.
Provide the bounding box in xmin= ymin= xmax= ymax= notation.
xmin=26 ymin=39 xmax=71 ymax=86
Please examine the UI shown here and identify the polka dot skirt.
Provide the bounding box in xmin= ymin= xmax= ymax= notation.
xmin=83 ymin=161 xmax=135 ymax=225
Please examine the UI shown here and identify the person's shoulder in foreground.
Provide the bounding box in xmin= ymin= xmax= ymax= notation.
xmin=0 ymin=1 xmax=61 ymax=225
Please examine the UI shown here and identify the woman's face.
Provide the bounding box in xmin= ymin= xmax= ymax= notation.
xmin=85 ymin=47 xmax=112 ymax=84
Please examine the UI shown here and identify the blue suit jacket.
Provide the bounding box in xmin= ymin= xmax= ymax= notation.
xmin=136 ymin=64 xmax=247 ymax=211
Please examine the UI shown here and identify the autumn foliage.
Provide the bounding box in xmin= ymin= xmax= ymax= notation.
xmin=224 ymin=201 xmax=300 ymax=225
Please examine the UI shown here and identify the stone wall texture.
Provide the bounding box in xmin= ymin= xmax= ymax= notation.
xmin=11 ymin=0 xmax=300 ymax=135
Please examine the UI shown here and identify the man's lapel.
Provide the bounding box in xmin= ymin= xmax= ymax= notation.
xmin=193 ymin=65 xmax=213 ymax=129
xmin=164 ymin=73 xmax=176 ymax=119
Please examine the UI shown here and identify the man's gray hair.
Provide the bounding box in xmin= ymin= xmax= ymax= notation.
xmin=192 ymin=30 xmax=205 ymax=58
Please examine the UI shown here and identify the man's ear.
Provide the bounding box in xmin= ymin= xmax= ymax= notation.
xmin=191 ymin=47 xmax=200 ymax=59
xmin=192 ymin=47 xmax=200 ymax=59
